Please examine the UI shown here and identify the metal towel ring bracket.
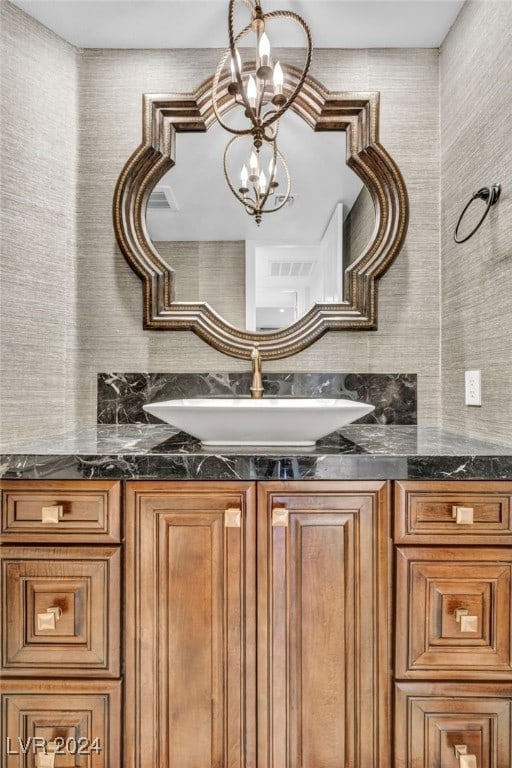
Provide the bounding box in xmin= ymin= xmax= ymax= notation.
xmin=454 ymin=183 xmax=501 ymax=244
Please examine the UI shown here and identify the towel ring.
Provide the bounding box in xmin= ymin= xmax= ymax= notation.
xmin=454 ymin=183 xmax=501 ymax=244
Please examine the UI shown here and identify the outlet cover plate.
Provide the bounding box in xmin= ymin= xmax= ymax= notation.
xmin=465 ymin=369 xmax=481 ymax=406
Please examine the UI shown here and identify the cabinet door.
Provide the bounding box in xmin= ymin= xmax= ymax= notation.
xmin=1 ymin=546 xmax=121 ymax=677
xmin=396 ymin=547 xmax=512 ymax=679
xmin=125 ymin=482 xmax=256 ymax=768
xmin=257 ymin=481 xmax=390 ymax=768
xmin=395 ymin=682 xmax=512 ymax=768
xmin=1 ymin=679 xmax=121 ymax=768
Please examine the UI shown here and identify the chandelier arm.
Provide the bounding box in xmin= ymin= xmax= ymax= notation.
xmin=223 ymin=136 xmax=258 ymax=214
xmin=261 ymin=106 xmax=280 ymax=124
xmin=253 ymin=139 xmax=276 ymax=211
xmin=259 ymin=146 xmax=292 ymax=215
xmin=228 ymin=1 xmax=258 ymax=124
xmin=212 ymin=44 xmax=253 ymax=136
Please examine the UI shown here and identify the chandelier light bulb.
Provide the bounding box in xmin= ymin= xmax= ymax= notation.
xmin=228 ymin=48 xmax=242 ymax=94
xmin=258 ymin=170 xmax=267 ymax=193
xmin=259 ymin=32 xmax=271 ymax=59
xmin=273 ymin=61 xmax=283 ymax=93
xmin=247 ymin=75 xmax=257 ymax=108
xmin=239 ymin=164 xmax=249 ymax=194
xmin=257 ymin=31 xmax=273 ymax=79
xmin=249 ymin=150 xmax=259 ymax=181
xmin=229 ymin=48 xmax=242 ymax=80
xmin=268 ymin=155 xmax=279 ymax=188
xmin=272 ymin=60 xmax=286 ymax=107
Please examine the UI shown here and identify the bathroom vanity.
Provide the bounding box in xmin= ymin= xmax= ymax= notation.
xmin=2 ymin=426 xmax=512 ymax=767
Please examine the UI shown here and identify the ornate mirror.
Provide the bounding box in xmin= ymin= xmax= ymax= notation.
xmin=113 ymin=66 xmax=408 ymax=359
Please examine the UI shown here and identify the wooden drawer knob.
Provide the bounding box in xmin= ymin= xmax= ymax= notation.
xmin=41 ymin=505 xmax=64 ymax=524
xmin=35 ymin=753 xmax=55 ymax=768
xmin=225 ymin=507 xmax=242 ymax=528
xmin=272 ymin=508 xmax=289 ymax=527
xmin=454 ymin=608 xmax=478 ymax=632
xmin=452 ymin=506 xmax=474 ymax=524
xmin=37 ymin=606 xmax=62 ymax=631
xmin=455 ymin=745 xmax=477 ymax=768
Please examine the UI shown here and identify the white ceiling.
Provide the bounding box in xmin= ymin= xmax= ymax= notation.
xmin=10 ymin=0 xmax=464 ymax=49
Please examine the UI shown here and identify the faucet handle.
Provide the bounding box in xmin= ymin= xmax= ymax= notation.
xmin=250 ymin=344 xmax=264 ymax=399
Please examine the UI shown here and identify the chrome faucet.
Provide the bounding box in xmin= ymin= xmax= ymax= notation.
xmin=250 ymin=345 xmax=264 ymax=399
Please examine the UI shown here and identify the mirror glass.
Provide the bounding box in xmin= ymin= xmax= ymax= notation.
xmin=146 ymin=111 xmax=376 ymax=332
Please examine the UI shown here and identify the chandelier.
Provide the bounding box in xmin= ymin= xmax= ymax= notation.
xmin=213 ymin=0 xmax=312 ymax=224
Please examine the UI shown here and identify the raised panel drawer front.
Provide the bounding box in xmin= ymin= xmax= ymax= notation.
xmin=395 ymin=682 xmax=512 ymax=768
xmin=1 ymin=546 xmax=121 ymax=676
xmin=396 ymin=547 xmax=512 ymax=680
xmin=125 ymin=481 xmax=256 ymax=768
xmin=0 ymin=480 xmax=121 ymax=543
xmin=257 ymin=481 xmax=390 ymax=768
xmin=1 ymin=679 xmax=121 ymax=768
xmin=395 ymin=481 xmax=512 ymax=545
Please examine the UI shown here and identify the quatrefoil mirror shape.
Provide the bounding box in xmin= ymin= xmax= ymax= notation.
xmin=113 ymin=66 xmax=409 ymax=360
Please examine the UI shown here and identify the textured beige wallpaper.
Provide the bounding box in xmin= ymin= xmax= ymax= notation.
xmin=440 ymin=0 xmax=512 ymax=443
xmin=0 ymin=1 xmax=442 ymax=442
xmin=75 ymin=46 xmax=441 ymax=427
xmin=0 ymin=1 xmax=78 ymax=450
xmin=344 ymin=186 xmax=375 ymax=268
xmin=154 ymin=241 xmax=246 ymax=328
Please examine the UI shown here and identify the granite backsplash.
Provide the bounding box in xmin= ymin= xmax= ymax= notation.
xmin=97 ymin=373 xmax=417 ymax=426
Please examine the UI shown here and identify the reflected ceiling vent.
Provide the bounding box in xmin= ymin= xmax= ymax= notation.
xmin=269 ymin=261 xmax=315 ymax=278
xmin=148 ymin=185 xmax=180 ymax=211
xmin=274 ymin=194 xmax=296 ymax=207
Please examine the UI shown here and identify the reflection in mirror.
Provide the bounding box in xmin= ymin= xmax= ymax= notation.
xmin=146 ymin=112 xmax=376 ymax=332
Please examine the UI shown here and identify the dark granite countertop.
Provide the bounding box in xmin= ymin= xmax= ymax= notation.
xmin=1 ymin=425 xmax=512 ymax=480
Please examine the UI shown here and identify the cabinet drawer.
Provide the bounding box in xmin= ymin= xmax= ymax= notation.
xmin=1 ymin=546 xmax=120 ymax=677
xmin=0 ymin=481 xmax=121 ymax=543
xmin=396 ymin=547 xmax=512 ymax=680
xmin=395 ymin=682 xmax=512 ymax=768
xmin=1 ymin=679 xmax=121 ymax=767
xmin=395 ymin=481 xmax=512 ymax=544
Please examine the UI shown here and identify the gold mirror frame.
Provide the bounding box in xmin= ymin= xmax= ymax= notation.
xmin=113 ymin=66 xmax=408 ymax=359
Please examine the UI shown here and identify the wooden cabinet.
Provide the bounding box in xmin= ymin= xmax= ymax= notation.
xmin=125 ymin=480 xmax=390 ymax=768
xmin=3 ymin=476 xmax=511 ymax=767
xmin=125 ymin=481 xmax=256 ymax=768
xmin=394 ymin=481 xmax=512 ymax=768
xmin=0 ymin=480 xmax=122 ymax=767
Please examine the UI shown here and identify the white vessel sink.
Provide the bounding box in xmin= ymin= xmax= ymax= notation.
xmin=143 ymin=398 xmax=375 ymax=446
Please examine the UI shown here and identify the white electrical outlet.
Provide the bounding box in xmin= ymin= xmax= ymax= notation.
xmin=465 ymin=370 xmax=481 ymax=406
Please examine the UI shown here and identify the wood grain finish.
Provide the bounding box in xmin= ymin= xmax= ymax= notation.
xmin=395 ymin=481 xmax=512 ymax=545
xmin=394 ymin=480 xmax=512 ymax=764
xmin=395 ymin=682 xmax=512 ymax=768
xmin=257 ymin=481 xmax=390 ymax=768
xmin=113 ymin=69 xmax=409 ymax=359
xmin=0 ymin=480 xmax=121 ymax=544
xmin=1 ymin=546 xmax=121 ymax=677
xmin=396 ymin=547 xmax=512 ymax=680
xmin=124 ymin=481 xmax=256 ymax=768
xmin=0 ymin=679 xmax=122 ymax=768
